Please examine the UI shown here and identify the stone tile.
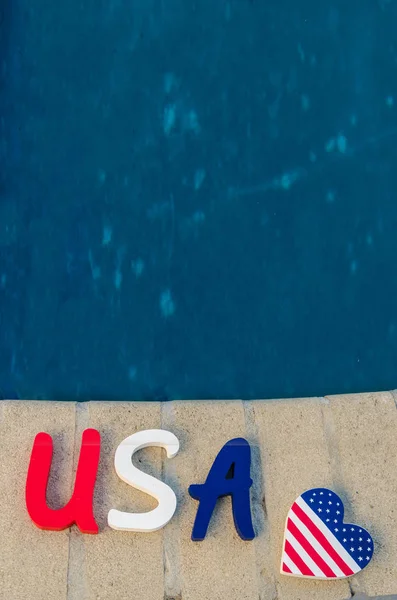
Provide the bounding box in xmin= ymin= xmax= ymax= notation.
xmin=326 ymin=391 xmax=397 ymax=597
xmin=164 ymin=400 xmax=269 ymax=600
xmin=0 ymin=400 xmax=75 ymax=600
xmin=83 ymin=402 xmax=164 ymax=600
xmin=252 ymin=397 xmax=351 ymax=600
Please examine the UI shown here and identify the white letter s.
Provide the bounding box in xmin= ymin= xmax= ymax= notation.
xmin=108 ymin=429 xmax=179 ymax=532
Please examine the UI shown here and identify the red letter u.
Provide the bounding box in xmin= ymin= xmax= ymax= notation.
xmin=25 ymin=428 xmax=100 ymax=534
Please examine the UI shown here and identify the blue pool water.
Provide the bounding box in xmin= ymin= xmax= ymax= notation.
xmin=1 ymin=0 xmax=397 ymax=400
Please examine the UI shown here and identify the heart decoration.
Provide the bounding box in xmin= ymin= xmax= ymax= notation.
xmin=280 ymin=488 xmax=374 ymax=579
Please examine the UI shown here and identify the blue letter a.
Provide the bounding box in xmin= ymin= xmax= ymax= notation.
xmin=188 ymin=438 xmax=255 ymax=541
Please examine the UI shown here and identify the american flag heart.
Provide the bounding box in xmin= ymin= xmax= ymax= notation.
xmin=280 ymin=488 xmax=374 ymax=579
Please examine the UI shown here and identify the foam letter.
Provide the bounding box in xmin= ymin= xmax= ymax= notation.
xmin=25 ymin=428 xmax=100 ymax=534
xmin=108 ymin=429 xmax=179 ymax=532
xmin=189 ymin=437 xmax=255 ymax=541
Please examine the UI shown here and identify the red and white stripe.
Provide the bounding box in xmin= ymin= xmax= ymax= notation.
xmin=280 ymin=496 xmax=361 ymax=579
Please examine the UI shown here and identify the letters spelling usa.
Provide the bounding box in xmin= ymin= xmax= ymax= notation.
xmin=26 ymin=428 xmax=255 ymax=541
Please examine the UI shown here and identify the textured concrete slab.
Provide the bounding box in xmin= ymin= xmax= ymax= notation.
xmin=325 ymin=392 xmax=397 ymax=597
xmin=1 ymin=393 xmax=397 ymax=600
xmin=161 ymin=400 xmax=272 ymax=600
xmin=82 ymin=401 xmax=164 ymax=600
xmin=0 ymin=401 xmax=75 ymax=600
xmin=252 ymin=397 xmax=351 ymax=599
